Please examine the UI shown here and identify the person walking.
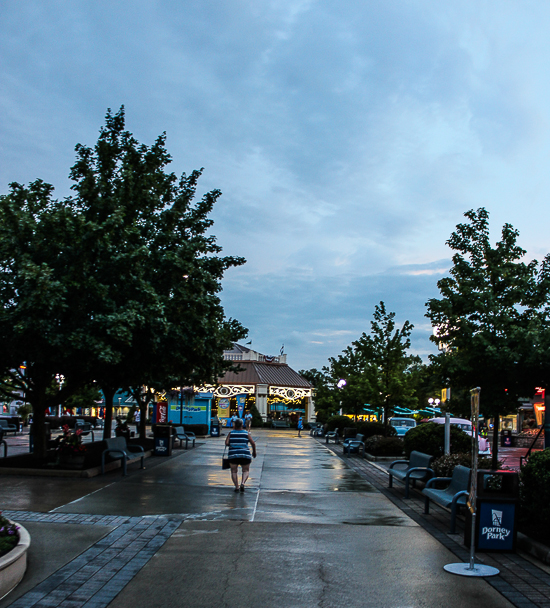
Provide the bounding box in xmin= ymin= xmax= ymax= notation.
xmin=225 ymin=418 xmax=257 ymax=492
xmin=297 ymin=416 xmax=303 ymax=437
xmin=244 ymin=410 xmax=253 ymax=431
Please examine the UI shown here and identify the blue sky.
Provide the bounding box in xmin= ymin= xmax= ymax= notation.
xmin=2 ymin=1 xmax=550 ymax=371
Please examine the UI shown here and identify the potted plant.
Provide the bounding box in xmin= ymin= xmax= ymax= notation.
xmin=114 ymin=416 xmax=130 ymax=440
xmin=0 ymin=512 xmax=30 ymax=598
xmin=55 ymin=424 xmax=87 ymax=467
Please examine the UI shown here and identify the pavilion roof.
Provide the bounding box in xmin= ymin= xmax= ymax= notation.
xmin=219 ymin=361 xmax=312 ymax=389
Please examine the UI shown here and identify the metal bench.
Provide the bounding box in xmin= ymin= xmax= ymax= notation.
xmin=75 ymin=421 xmax=96 ymax=441
xmin=173 ymin=426 xmax=196 ymax=449
xmin=422 ymin=465 xmax=471 ymax=534
xmin=309 ymin=424 xmax=324 ymax=437
xmin=0 ymin=429 xmax=6 ymax=458
xmin=271 ymin=420 xmax=290 ymax=429
xmin=325 ymin=428 xmax=339 ymax=444
xmin=101 ymin=437 xmax=145 ymax=476
xmin=343 ymin=433 xmax=365 ymax=457
xmin=0 ymin=418 xmax=18 ymax=436
xmin=388 ymin=451 xmax=434 ymax=498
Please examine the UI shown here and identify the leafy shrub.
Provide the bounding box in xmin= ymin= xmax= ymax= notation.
xmin=403 ymin=422 xmax=471 ymax=458
xmin=520 ymin=449 xmax=550 ymax=533
xmin=325 ymin=415 xmax=356 ymax=432
xmin=356 ymin=421 xmax=397 ymax=438
xmin=432 ymin=453 xmax=499 ymax=477
xmin=0 ymin=513 xmax=19 ymax=558
xmin=364 ymin=435 xmax=404 ymax=456
xmin=249 ymin=404 xmax=263 ymax=427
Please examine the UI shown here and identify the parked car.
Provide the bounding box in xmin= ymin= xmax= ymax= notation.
xmin=428 ymin=416 xmax=491 ymax=455
xmin=389 ymin=417 xmax=417 ymax=436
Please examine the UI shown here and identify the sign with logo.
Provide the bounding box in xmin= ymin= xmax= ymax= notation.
xmin=218 ymin=398 xmax=230 ymax=418
xmin=237 ymin=395 xmax=246 ymax=417
xmin=477 ymin=502 xmax=515 ymax=551
xmin=155 ymin=437 xmax=168 ymax=455
xmin=157 ymin=402 xmax=168 ymax=424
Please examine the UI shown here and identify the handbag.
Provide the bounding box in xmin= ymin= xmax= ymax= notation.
xmin=222 ymin=446 xmax=230 ymax=470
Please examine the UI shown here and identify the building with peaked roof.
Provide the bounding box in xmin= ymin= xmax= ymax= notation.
xmin=198 ymin=344 xmax=314 ymax=422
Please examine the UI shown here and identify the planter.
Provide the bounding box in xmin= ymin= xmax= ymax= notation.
xmin=59 ymin=453 xmax=86 ymax=469
xmin=0 ymin=522 xmax=30 ymax=600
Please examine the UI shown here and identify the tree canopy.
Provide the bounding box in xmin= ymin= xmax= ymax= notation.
xmin=0 ymin=107 xmax=247 ymax=455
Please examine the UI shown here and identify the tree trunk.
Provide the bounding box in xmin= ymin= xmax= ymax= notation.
xmin=491 ymin=415 xmax=500 ymax=470
xmin=102 ymin=386 xmax=115 ymax=440
xmin=31 ymin=395 xmax=48 ymax=459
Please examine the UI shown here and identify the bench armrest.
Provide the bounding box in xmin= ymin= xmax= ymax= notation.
xmin=405 ymin=466 xmax=434 ymax=479
xmin=389 ymin=460 xmax=409 ymax=470
xmin=425 ymin=476 xmax=451 ymax=489
xmin=103 ymin=448 xmax=128 ymax=458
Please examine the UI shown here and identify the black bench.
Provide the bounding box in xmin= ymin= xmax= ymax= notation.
xmin=325 ymin=428 xmax=339 ymax=444
xmin=0 ymin=419 xmax=18 ymax=436
xmin=101 ymin=437 xmax=145 ymax=476
xmin=173 ymin=426 xmax=196 ymax=449
xmin=0 ymin=429 xmax=6 ymax=458
xmin=309 ymin=424 xmax=324 ymax=437
xmin=75 ymin=421 xmax=96 ymax=441
xmin=422 ymin=465 xmax=471 ymax=534
xmin=388 ymin=451 xmax=434 ymax=498
xmin=343 ymin=433 xmax=365 ymax=457
xmin=271 ymin=420 xmax=290 ymax=429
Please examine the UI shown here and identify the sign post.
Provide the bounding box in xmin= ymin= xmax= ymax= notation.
xmin=444 ymin=387 xmax=500 ymax=577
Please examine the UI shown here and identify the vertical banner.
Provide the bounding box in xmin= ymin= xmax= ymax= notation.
xmin=237 ymin=394 xmax=246 ymax=417
xmin=468 ymin=387 xmax=480 ymax=514
xmin=157 ymin=402 xmax=168 ymax=424
xmin=218 ymin=398 xmax=230 ymax=418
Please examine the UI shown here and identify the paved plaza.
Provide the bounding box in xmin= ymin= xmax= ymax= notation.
xmin=1 ymin=429 xmax=549 ymax=607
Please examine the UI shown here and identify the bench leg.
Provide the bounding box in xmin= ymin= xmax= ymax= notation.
xmin=424 ymin=496 xmax=430 ymax=514
xmin=388 ymin=473 xmax=393 ymax=488
xmin=1 ymin=440 xmax=6 ymax=458
xmin=404 ymin=475 xmax=411 ymax=499
xmin=140 ymin=455 xmax=144 ymax=469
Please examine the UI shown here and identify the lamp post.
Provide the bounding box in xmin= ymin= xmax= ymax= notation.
xmin=337 ymin=379 xmax=346 ymax=416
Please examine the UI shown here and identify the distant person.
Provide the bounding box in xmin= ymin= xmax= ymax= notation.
xmin=225 ymin=418 xmax=257 ymax=492
xmin=244 ymin=410 xmax=253 ymax=431
xmin=297 ymin=416 xmax=303 ymax=437
xmin=230 ymin=414 xmax=239 ymax=428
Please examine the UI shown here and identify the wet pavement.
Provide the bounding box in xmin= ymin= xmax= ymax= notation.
xmin=0 ymin=429 xmax=526 ymax=607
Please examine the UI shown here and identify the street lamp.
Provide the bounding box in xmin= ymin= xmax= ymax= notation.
xmin=428 ymin=398 xmax=441 ymax=408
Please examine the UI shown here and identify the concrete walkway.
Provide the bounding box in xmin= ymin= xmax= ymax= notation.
xmin=0 ymin=430 xmax=523 ymax=607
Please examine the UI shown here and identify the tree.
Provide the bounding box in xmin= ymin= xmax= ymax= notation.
xmin=425 ymin=208 xmax=548 ymax=467
xmin=0 ymin=107 xmax=247 ymax=456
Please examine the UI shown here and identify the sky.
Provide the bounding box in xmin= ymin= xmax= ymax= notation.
xmin=3 ymin=1 xmax=550 ymax=372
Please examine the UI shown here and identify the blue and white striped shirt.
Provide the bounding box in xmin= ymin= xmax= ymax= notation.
xmin=228 ymin=430 xmax=252 ymax=460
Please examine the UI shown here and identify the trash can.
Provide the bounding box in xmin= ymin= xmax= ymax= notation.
xmin=153 ymin=424 xmax=173 ymax=456
xmin=501 ymin=429 xmax=513 ymax=447
xmin=465 ymin=469 xmax=519 ymax=552
xmin=211 ymin=422 xmax=220 ymax=437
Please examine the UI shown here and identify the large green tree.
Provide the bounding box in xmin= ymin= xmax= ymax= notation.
xmin=426 ymin=208 xmax=549 ymax=467
xmin=0 ymin=108 xmax=246 ymax=455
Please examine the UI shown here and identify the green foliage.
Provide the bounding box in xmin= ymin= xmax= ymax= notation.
xmin=356 ymin=421 xmax=397 ymax=438
xmin=0 ymin=108 xmax=247 ymax=454
xmin=0 ymin=513 xmax=19 ymax=558
xmin=16 ymin=402 xmax=32 ymax=422
xmin=325 ymin=415 xmax=356 ymax=432
xmin=403 ymin=422 xmax=471 ymax=458
xmin=364 ymin=435 xmax=404 ymax=456
xmin=431 ymin=453 xmax=498 ymax=477
xmin=520 ymin=449 xmax=550 ymax=530
xmin=249 ymin=404 xmax=263 ymax=427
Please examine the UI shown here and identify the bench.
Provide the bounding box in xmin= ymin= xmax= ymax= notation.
xmin=271 ymin=420 xmax=290 ymax=429
xmin=75 ymin=421 xmax=96 ymax=442
xmin=0 ymin=429 xmax=6 ymax=458
xmin=173 ymin=426 xmax=196 ymax=449
xmin=325 ymin=428 xmax=339 ymax=444
xmin=422 ymin=465 xmax=471 ymax=534
xmin=388 ymin=451 xmax=434 ymax=498
xmin=0 ymin=419 xmax=18 ymax=436
xmin=101 ymin=437 xmax=145 ymax=476
xmin=343 ymin=433 xmax=365 ymax=457
xmin=310 ymin=424 xmax=324 ymax=437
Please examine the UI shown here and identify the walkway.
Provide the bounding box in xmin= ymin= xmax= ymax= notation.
xmin=0 ymin=430 xmax=543 ymax=607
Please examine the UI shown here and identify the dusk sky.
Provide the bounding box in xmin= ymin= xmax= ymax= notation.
xmin=3 ymin=1 xmax=550 ymax=372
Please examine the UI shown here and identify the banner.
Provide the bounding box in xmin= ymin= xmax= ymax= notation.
xmin=157 ymin=402 xmax=168 ymax=424
xmin=468 ymin=388 xmax=480 ymax=514
xmin=218 ymin=398 xmax=230 ymax=418
xmin=237 ymin=394 xmax=246 ymax=417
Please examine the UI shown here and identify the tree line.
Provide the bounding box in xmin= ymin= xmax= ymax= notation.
xmin=302 ymin=208 xmax=550 ymax=468
xmin=0 ymin=108 xmax=247 ymax=457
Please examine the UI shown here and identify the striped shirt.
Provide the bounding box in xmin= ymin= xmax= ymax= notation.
xmin=228 ymin=430 xmax=252 ymax=460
